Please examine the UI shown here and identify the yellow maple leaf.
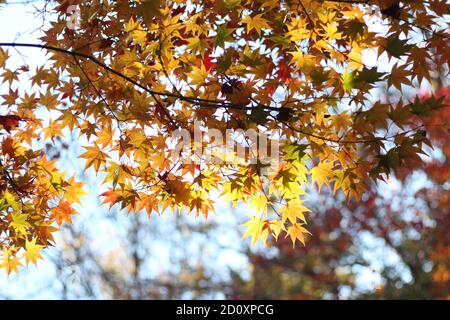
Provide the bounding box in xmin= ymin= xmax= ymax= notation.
xmin=0 ymin=250 xmax=22 ymax=275
xmin=3 ymin=190 xmax=21 ymax=211
xmin=79 ymin=144 xmax=110 ymax=172
xmin=279 ymin=198 xmax=309 ymax=224
xmin=23 ymin=238 xmax=43 ymax=266
xmin=125 ymin=17 xmax=140 ymax=33
xmin=95 ymin=126 xmax=115 ymax=148
xmin=286 ymin=223 xmax=311 ymax=247
xmin=103 ymin=162 xmax=127 ymax=188
xmin=269 ymin=219 xmax=285 ymax=240
xmin=242 ymin=216 xmax=269 ymax=245
xmin=64 ymin=176 xmax=87 ymax=204
xmin=0 ymin=48 xmax=8 ymax=68
xmin=249 ymin=194 xmax=268 ymax=214
xmin=289 ymin=51 xmax=316 ymax=74
xmin=188 ymin=64 xmax=209 ymax=86
xmin=242 ymin=14 xmax=270 ymax=35
xmin=10 ymin=212 xmax=30 ymax=236
xmin=310 ymin=161 xmax=335 ymax=191
xmin=186 ymin=37 xmax=209 ymax=56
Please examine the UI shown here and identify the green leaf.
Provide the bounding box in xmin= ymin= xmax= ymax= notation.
xmin=410 ymin=96 xmax=430 ymax=116
xmin=268 ymin=34 xmax=292 ymax=48
xmin=285 ymin=143 xmax=308 ymax=163
xmin=215 ymin=24 xmax=235 ymax=48
xmin=341 ymin=70 xmax=354 ymax=92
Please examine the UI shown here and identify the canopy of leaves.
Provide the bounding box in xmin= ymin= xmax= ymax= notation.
xmin=230 ymin=88 xmax=450 ymax=299
xmin=0 ymin=0 xmax=449 ymax=273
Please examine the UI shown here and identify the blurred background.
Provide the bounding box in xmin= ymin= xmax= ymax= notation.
xmin=0 ymin=1 xmax=448 ymax=299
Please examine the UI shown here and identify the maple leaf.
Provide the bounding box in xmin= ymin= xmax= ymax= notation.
xmin=95 ymin=126 xmax=115 ymax=148
xmin=51 ymin=201 xmax=77 ymax=226
xmin=289 ymin=51 xmax=316 ymax=75
xmin=214 ymin=24 xmax=235 ymax=48
xmin=343 ymin=72 xmax=357 ymax=91
xmin=0 ymin=48 xmax=8 ymax=68
xmin=202 ymin=53 xmax=217 ymax=72
xmin=0 ymin=251 xmax=23 ymax=275
xmin=388 ymin=103 xmax=413 ymax=129
xmin=286 ymin=223 xmax=311 ymax=247
xmin=1 ymin=69 xmax=18 ymax=84
xmin=104 ymin=162 xmax=128 ymax=189
xmin=269 ymin=219 xmax=285 ymax=240
xmin=1 ymin=88 xmax=19 ymax=107
xmin=310 ymin=161 xmax=335 ymax=192
xmin=1 ymin=136 xmax=15 ymax=157
xmin=9 ymin=212 xmax=31 ymax=236
xmin=380 ymin=1 xmax=401 ymax=19
xmin=285 ymin=143 xmax=308 ymax=163
xmin=136 ymin=0 xmax=163 ymax=23
xmin=3 ymin=190 xmax=20 ymax=211
xmin=249 ymin=194 xmax=268 ymax=214
xmin=384 ymin=35 xmax=412 ymax=59
xmin=186 ymin=37 xmax=209 ymax=56
xmin=242 ymin=14 xmax=270 ymax=35
xmin=79 ymin=145 xmax=110 ymax=172
xmin=355 ymin=67 xmax=385 ymax=88
xmin=388 ymin=63 xmax=412 ymax=91
xmin=0 ymin=115 xmax=22 ymax=133
xmin=138 ymin=193 xmax=158 ymax=217
xmin=242 ymin=216 xmax=269 ymax=245
xmin=100 ymin=190 xmax=120 ymax=209
xmin=187 ymin=64 xmax=209 ymax=86
xmin=23 ymin=238 xmax=43 ymax=266
xmin=63 ymin=176 xmax=86 ymax=204
xmin=0 ymin=0 xmax=448 ymax=268
xmin=279 ymin=199 xmax=309 ymax=224
xmin=125 ymin=17 xmax=140 ymax=33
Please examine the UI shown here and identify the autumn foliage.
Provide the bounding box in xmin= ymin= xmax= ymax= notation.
xmin=0 ymin=0 xmax=449 ymax=273
xmin=231 ymin=87 xmax=450 ymax=299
